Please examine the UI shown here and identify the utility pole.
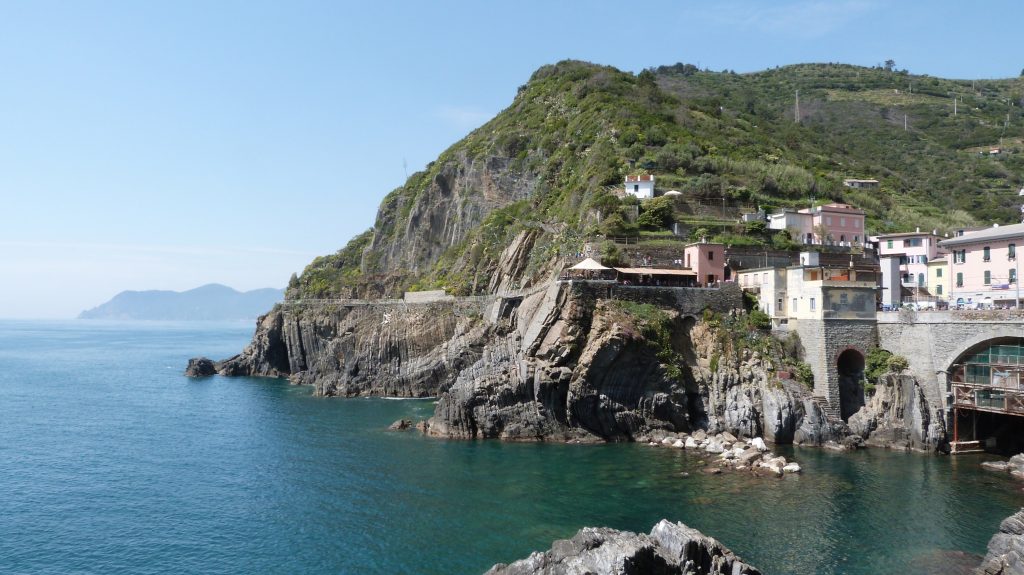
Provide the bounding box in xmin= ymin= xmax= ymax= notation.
xmin=954 ymin=96 xmax=957 ymax=116
xmin=904 ymin=114 xmax=908 ymax=131
xmin=795 ymin=90 xmax=800 ymax=123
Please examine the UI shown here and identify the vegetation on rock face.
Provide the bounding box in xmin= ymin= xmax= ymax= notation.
xmin=609 ymin=300 xmax=688 ymax=382
xmin=290 ymin=60 xmax=1024 ymax=299
xmin=864 ymin=348 xmax=910 ymax=394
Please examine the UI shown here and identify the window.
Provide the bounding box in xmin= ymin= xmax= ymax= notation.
xmin=887 ymin=240 xmax=894 ymax=249
xmin=984 ymin=270 xmax=991 ymax=285
xmin=956 ymin=272 xmax=963 ymax=287
xmin=792 ymin=298 xmax=798 ymax=312
xmin=984 ymin=246 xmax=991 ymax=262
xmin=1011 ymin=269 xmax=1018 ymax=284
xmin=937 ymin=284 xmax=943 ymax=295
xmin=707 ymin=251 xmax=714 ymax=261
xmin=906 ymin=238 xmax=923 ymax=247
xmin=854 ymin=219 xmax=860 ymax=228
xmin=840 ymin=217 xmax=846 ymax=227
xmin=1010 ymin=244 xmax=1017 ymax=259
xmin=810 ymin=297 xmax=816 ymax=311
xmin=936 ymin=268 xmax=943 ymax=278
xmin=826 ymin=216 xmax=833 ymax=226
xmin=634 ymin=184 xmax=639 ymax=192
xmin=854 ymin=235 xmax=859 ymax=243
xmin=953 ymin=250 xmax=966 ymax=264
xmin=840 ymin=235 xmax=846 ymax=242
xmin=839 ymin=292 xmax=849 ymax=305
xmin=918 ymin=273 xmax=925 ymax=286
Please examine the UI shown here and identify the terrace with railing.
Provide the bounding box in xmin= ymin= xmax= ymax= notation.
xmin=950 ymin=342 xmax=1024 ymax=415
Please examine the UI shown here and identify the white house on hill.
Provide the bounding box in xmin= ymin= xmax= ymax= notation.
xmin=625 ymin=175 xmax=655 ymax=199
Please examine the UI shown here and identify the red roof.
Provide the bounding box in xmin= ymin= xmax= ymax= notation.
xmin=625 ymin=175 xmax=654 ymax=182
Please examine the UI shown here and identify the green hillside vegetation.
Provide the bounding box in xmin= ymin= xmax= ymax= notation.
xmin=290 ymin=60 xmax=1024 ymax=299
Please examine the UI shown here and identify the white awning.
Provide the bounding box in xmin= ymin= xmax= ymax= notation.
xmin=569 ymin=258 xmax=611 ymax=271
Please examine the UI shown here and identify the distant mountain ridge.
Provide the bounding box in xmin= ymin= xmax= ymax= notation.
xmin=79 ymin=284 xmax=284 ymax=320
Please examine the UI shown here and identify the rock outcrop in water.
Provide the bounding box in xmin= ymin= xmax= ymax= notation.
xmin=847 ymin=374 xmax=948 ymax=452
xmin=184 ymin=357 xmax=216 ymax=377
xmin=977 ymin=509 xmax=1024 ymax=575
xmin=485 ymin=519 xmax=761 ymax=575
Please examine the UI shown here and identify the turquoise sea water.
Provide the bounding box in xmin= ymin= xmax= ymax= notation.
xmin=2 ymin=320 xmax=1023 ymax=574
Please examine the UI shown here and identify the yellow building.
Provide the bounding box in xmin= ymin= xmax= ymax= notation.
xmin=928 ymin=259 xmax=951 ymax=303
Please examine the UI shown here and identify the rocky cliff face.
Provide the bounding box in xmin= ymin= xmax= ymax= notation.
xmin=364 ymin=152 xmax=545 ymax=295
xmin=485 ymin=519 xmax=761 ymax=575
xmin=217 ymin=300 xmax=492 ymax=397
xmin=424 ymin=282 xmax=846 ymax=444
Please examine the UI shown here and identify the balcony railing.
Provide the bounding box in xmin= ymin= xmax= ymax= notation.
xmin=952 ymin=382 xmax=1024 ymax=415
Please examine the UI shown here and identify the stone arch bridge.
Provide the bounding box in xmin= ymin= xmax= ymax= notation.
xmin=876 ymin=311 xmax=1024 ymax=413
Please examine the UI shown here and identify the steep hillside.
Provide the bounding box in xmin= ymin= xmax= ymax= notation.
xmin=290 ymin=61 xmax=1024 ymax=300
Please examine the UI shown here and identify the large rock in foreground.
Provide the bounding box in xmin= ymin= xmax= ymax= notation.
xmin=977 ymin=509 xmax=1024 ymax=575
xmin=486 ymin=519 xmax=761 ymax=575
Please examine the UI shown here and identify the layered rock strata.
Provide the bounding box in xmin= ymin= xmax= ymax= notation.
xmin=485 ymin=519 xmax=761 ymax=575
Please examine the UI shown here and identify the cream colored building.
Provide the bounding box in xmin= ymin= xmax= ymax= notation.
xmin=736 ymin=267 xmax=788 ymax=325
xmin=785 ymin=253 xmax=878 ymax=321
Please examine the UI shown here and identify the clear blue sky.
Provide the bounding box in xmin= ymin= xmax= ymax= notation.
xmin=2 ymin=0 xmax=1022 ymax=318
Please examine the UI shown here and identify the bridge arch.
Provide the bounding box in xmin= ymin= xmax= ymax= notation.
xmin=940 ymin=326 xmax=1024 ymax=375
xmin=836 ymin=346 xmax=866 ymax=421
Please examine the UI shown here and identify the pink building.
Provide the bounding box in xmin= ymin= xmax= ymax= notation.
xmin=876 ymin=229 xmax=946 ymax=296
xmin=940 ymin=223 xmax=1024 ymax=308
xmin=684 ymin=242 xmax=725 ymax=286
xmin=809 ymin=203 xmax=866 ymax=246
xmin=766 ymin=203 xmax=866 ymax=246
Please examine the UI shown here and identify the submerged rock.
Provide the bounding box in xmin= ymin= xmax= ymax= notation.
xmin=977 ymin=509 xmax=1024 ymax=575
xmin=485 ymin=519 xmax=761 ymax=575
xmin=184 ymin=357 xmax=216 ymax=377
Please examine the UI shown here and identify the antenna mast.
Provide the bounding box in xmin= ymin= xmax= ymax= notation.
xmin=795 ymin=90 xmax=800 ymax=123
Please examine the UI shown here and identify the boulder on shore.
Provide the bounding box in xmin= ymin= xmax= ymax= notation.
xmin=485 ymin=519 xmax=761 ymax=575
xmin=185 ymin=357 xmax=217 ymax=377
xmin=977 ymin=508 xmax=1024 ymax=575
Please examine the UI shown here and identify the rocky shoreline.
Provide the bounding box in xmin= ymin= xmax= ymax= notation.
xmin=190 ymin=280 xmax=945 ymax=453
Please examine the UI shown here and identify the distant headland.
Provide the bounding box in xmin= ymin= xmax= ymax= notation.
xmin=79 ymin=283 xmax=283 ymax=321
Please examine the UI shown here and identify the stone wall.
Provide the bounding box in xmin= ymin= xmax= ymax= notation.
xmin=566 ymin=281 xmax=744 ymax=317
xmin=403 ymin=290 xmax=454 ymax=303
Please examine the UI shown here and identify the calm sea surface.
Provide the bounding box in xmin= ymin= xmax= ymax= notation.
xmin=2 ymin=320 xmax=1022 ymax=574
